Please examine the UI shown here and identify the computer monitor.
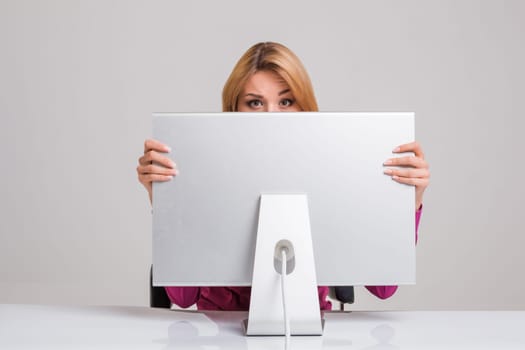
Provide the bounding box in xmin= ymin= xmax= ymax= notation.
xmin=152 ymin=112 xmax=415 ymax=335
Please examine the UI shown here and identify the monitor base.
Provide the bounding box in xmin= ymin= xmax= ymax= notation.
xmin=245 ymin=194 xmax=323 ymax=336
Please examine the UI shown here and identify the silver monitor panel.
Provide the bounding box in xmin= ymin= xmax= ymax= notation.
xmin=153 ymin=112 xmax=415 ymax=286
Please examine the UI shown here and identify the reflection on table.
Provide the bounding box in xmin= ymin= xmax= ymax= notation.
xmin=1 ymin=304 xmax=524 ymax=349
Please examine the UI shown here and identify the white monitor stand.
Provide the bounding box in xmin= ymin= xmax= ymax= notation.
xmin=244 ymin=194 xmax=324 ymax=336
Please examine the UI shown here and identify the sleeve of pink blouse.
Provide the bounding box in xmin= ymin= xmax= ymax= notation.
xmin=164 ymin=286 xmax=200 ymax=308
xmin=365 ymin=205 xmax=422 ymax=299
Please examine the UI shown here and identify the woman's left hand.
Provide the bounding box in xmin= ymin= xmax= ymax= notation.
xmin=383 ymin=141 xmax=430 ymax=210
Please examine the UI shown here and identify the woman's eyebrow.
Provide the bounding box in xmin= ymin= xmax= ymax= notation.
xmin=278 ymin=89 xmax=291 ymax=96
xmin=244 ymin=93 xmax=263 ymax=98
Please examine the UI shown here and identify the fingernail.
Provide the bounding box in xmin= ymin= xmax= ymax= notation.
xmin=392 ymin=147 xmax=400 ymax=152
xmin=383 ymin=169 xmax=393 ymax=175
xmin=165 ymin=146 xmax=172 ymax=152
xmin=384 ymin=159 xmax=393 ymax=165
xmin=392 ymin=175 xmax=399 ymax=180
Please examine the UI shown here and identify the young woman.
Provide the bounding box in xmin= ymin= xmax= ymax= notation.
xmin=137 ymin=42 xmax=430 ymax=310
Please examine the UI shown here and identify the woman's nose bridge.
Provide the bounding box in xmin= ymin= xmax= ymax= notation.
xmin=267 ymin=102 xmax=281 ymax=112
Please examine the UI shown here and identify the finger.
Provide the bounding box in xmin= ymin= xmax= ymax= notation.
xmin=137 ymin=163 xmax=178 ymax=176
xmin=138 ymin=173 xmax=174 ymax=185
xmin=393 ymin=141 xmax=424 ymax=159
xmin=383 ymin=167 xmax=430 ymax=179
xmin=391 ymin=176 xmax=429 ymax=188
xmin=144 ymin=139 xmax=171 ymax=154
xmin=139 ymin=151 xmax=176 ymax=168
xmin=384 ymin=156 xmax=428 ymax=169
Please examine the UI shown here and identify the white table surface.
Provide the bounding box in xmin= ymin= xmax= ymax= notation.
xmin=1 ymin=304 xmax=524 ymax=349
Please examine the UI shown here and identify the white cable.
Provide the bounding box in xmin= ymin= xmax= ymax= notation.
xmin=281 ymin=248 xmax=291 ymax=339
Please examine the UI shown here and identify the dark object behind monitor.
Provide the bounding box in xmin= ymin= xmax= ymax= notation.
xmin=149 ymin=265 xmax=354 ymax=309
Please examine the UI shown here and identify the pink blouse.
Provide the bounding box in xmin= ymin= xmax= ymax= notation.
xmin=165 ymin=207 xmax=422 ymax=310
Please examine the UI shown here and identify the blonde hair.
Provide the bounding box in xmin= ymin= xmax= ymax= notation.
xmin=222 ymin=42 xmax=318 ymax=112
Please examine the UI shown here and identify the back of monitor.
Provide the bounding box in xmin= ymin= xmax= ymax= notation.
xmin=152 ymin=112 xmax=415 ymax=286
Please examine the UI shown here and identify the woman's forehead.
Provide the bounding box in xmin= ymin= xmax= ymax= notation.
xmin=242 ymin=71 xmax=291 ymax=94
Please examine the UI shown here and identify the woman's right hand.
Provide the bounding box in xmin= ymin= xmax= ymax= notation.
xmin=137 ymin=139 xmax=178 ymax=203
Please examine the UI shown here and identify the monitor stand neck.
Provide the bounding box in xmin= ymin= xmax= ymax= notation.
xmin=244 ymin=194 xmax=323 ymax=336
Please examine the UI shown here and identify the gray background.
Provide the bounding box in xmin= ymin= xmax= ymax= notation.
xmin=1 ymin=0 xmax=523 ymax=310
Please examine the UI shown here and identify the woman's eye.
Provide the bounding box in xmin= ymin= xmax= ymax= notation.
xmin=280 ymin=98 xmax=294 ymax=107
xmin=248 ymin=100 xmax=263 ymax=108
